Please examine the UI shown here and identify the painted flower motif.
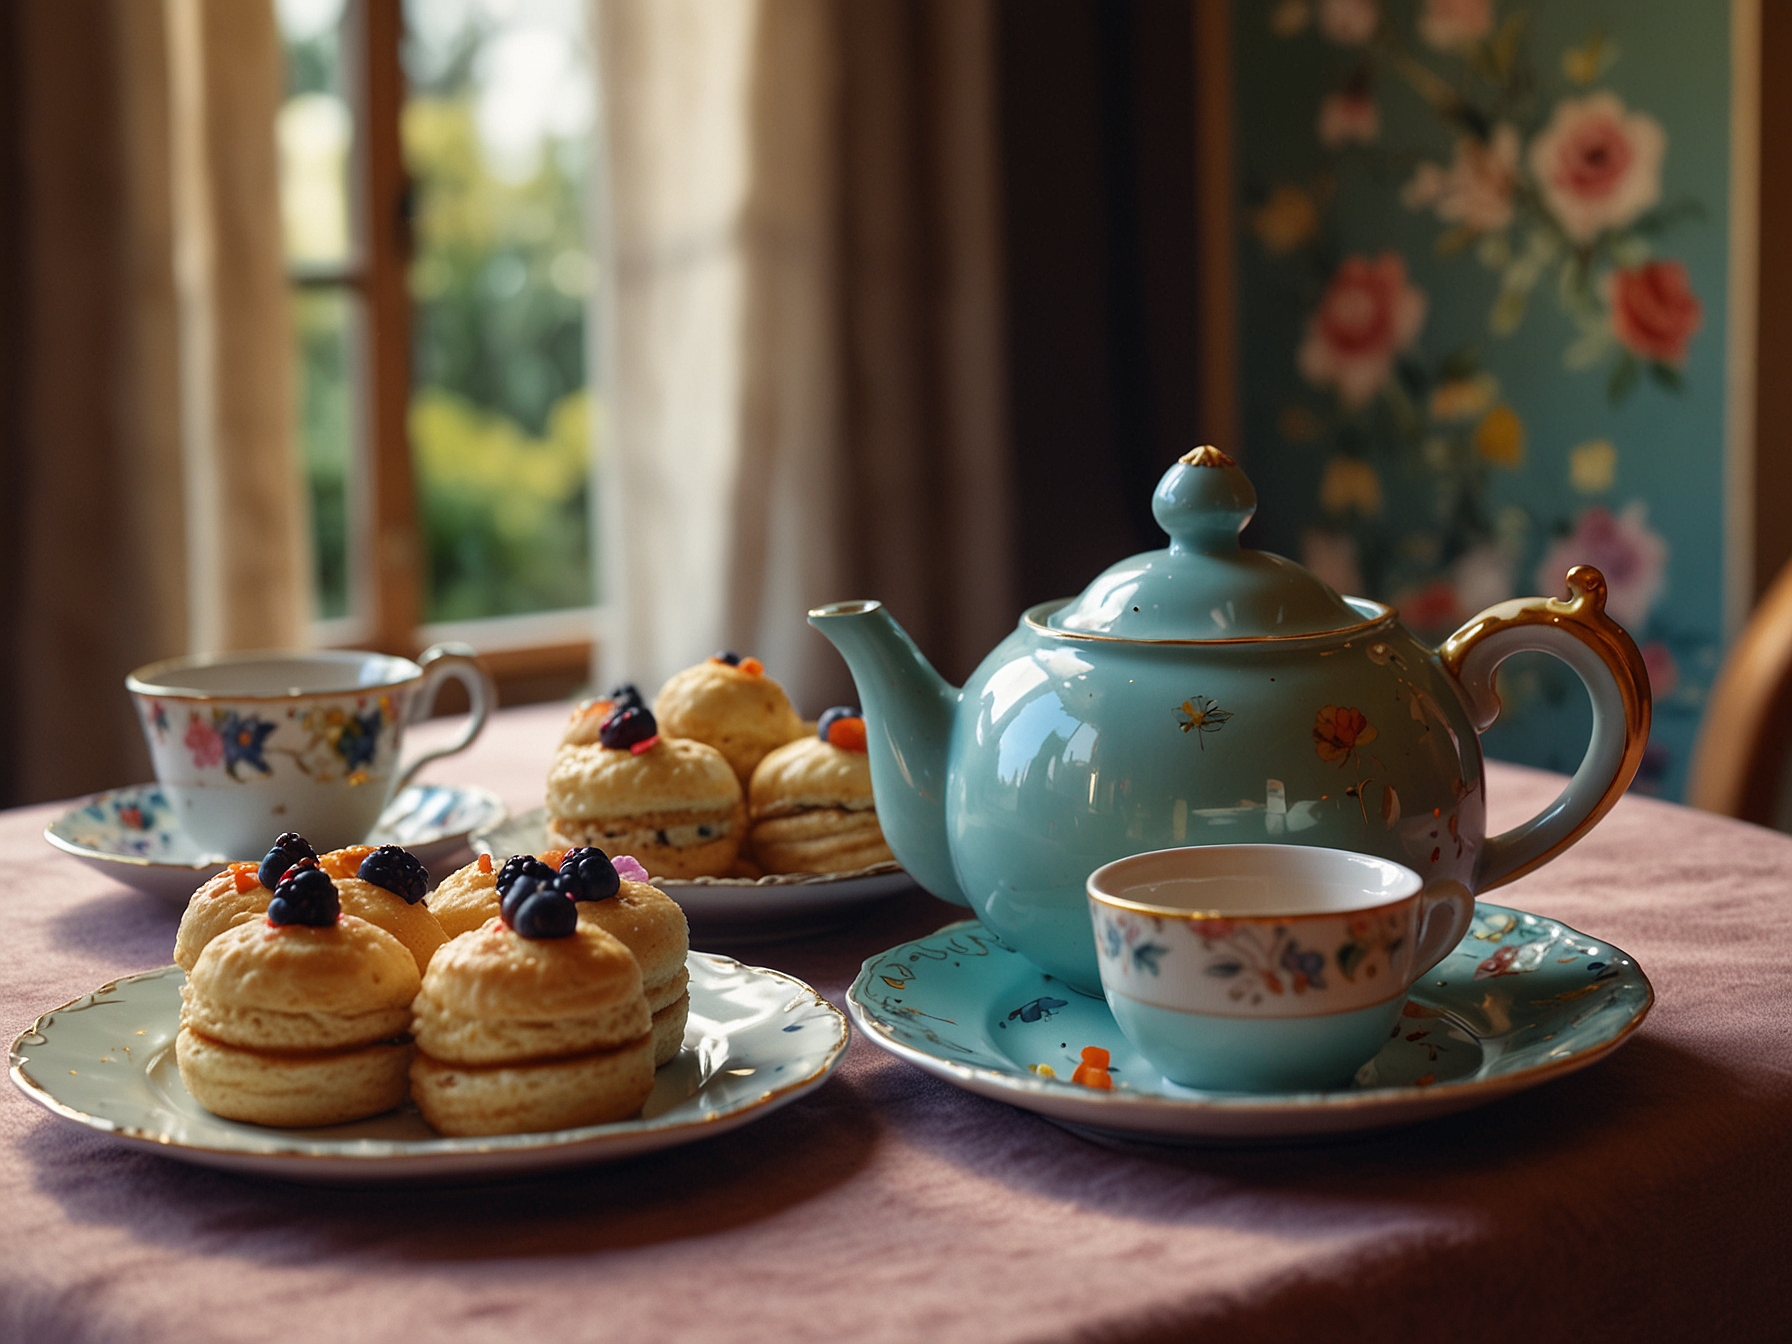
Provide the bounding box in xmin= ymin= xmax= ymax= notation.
xmin=1401 ymin=124 xmax=1520 ymax=233
xmin=1297 ymin=254 xmax=1427 ymax=409
xmin=1314 ymin=705 xmax=1378 ymax=764
xmin=1428 ymin=372 xmax=1498 ymax=421
xmin=1280 ymin=940 xmax=1327 ymax=991
xmin=150 ymin=703 xmax=170 ymax=740
xmin=1319 ymin=455 xmax=1383 ymax=516
xmin=218 ymin=712 xmax=278 ymax=779
xmin=1417 ymin=0 xmax=1492 ymax=49
xmin=334 ymin=707 xmax=384 ymax=772
xmin=1533 ymin=502 xmax=1668 ymax=629
xmin=1175 ymin=695 xmax=1233 ymax=749
xmin=1252 ymin=184 xmax=1321 ymax=255
xmin=1301 ymin=529 xmax=1364 ymax=596
xmin=1131 ymin=942 xmax=1169 ymax=976
xmin=184 ymin=714 xmax=223 ymax=769
xmin=1526 ymin=92 xmax=1666 ymax=243
xmin=1569 ymin=438 xmax=1618 ymax=493
xmin=1317 ymin=0 xmax=1377 ymax=45
xmin=1318 ymin=91 xmax=1379 ymax=147
xmin=1472 ymin=404 xmax=1525 ymax=467
xmin=1606 ymin=260 xmax=1703 ymax=366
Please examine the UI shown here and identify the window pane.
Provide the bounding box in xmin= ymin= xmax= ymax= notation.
xmin=403 ymin=0 xmax=597 ymax=623
xmin=293 ymin=288 xmax=359 ymax=620
xmin=275 ymin=0 xmax=354 ymax=269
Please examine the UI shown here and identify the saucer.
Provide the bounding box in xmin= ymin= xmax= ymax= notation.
xmin=477 ymin=807 xmax=919 ymax=943
xmin=847 ymin=905 xmax=1652 ymax=1144
xmin=10 ymin=952 xmax=847 ymax=1183
xmin=46 ymin=782 xmax=509 ymax=903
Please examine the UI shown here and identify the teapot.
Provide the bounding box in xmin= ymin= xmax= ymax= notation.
xmin=810 ymin=446 xmax=1650 ymax=992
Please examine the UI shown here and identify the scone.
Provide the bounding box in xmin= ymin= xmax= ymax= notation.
xmin=317 ymin=843 xmax=449 ymax=972
xmin=653 ymin=652 xmax=806 ymax=784
xmin=427 ymin=851 xmax=500 ymax=938
xmin=175 ymin=865 xmax=419 ymax=1127
xmin=175 ymin=829 xmax=323 ymax=970
xmin=545 ymin=705 xmax=745 ymax=878
xmin=408 ymin=886 xmax=654 ymax=1136
xmin=555 ymin=848 xmax=691 ymax=1067
xmin=747 ymin=707 xmax=895 ymax=874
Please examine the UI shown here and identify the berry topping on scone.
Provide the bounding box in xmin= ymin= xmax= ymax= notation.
xmin=259 ymin=831 xmax=318 ymax=890
xmin=268 ymin=862 xmax=340 ymax=927
xmin=555 ymin=846 xmax=621 ymax=902
xmin=599 ymin=705 xmax=660 ymax=755
xmin=357 ymin=844 xmax=430 ymax=904
xmin=818 ymin=706 xmax=869 ymax=752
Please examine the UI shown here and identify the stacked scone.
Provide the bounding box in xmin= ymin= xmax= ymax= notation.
xmin=173 ymin=830 xmax=692 ymax=1137
xmin=746 ymin=706 xmax=895 ymax=874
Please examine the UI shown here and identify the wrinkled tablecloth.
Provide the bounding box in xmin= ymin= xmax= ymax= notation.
xmin=3 ymin=702 xmax=1790 ymax=1343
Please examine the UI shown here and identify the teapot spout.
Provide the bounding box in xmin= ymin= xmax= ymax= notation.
xmin=807 ymin=601 xmax=968 ymax=906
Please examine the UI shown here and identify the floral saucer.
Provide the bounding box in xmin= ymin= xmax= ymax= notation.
xmin=848 ymin=905 xmax=1652 ymax=1144
xmin=477 ymin=807 xmax=919 ymax=943
xmin=10 ymin=952 xmax=847 ymax=1183
xmin=45 ymin=782 xmax=508 ymax=903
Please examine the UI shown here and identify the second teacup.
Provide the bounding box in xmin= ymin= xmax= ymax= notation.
xmin=1086 ymin=844 xmax=1473 ymax=1093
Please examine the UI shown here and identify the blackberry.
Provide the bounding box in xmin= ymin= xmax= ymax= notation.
xmin=496 ymin=854 xmax=556 ymax=900
xmin=607 ymin=682 xmax=646 ymax=712
xmin=268 ymin=863 xmax=339 ymax=927
xmin=500 ymin=871 xmax=552 ymax=926
xmin=555 ymin=846 xmax=621 ymax=902
xmin=712 ymin=651 xmax=742 ymax=666
xmin=599 ymin=705 xmax=658 ymax=752
xmin=258 ymin=831 xmax=318 ymax=890
xmin=356 ymin=844 xmax=429 ymax=904
xmin=512 ymin=888 xmax=578 ymax=940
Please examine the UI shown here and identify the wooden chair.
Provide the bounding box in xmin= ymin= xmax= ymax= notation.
xmin=1688 ymin=559 xmax=1792 ymax=824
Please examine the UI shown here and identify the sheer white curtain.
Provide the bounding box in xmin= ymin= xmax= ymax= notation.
xmin=590 ymin=0 xmax=1014 ymax=713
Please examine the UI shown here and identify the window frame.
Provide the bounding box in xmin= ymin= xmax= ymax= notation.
xmin=290 ymin=0 xmax=597 ymax=704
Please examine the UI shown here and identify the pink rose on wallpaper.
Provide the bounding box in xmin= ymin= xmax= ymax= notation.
xmin=1402 ymin=125 xmax=1519 ymax=233
xmin=1418 ymin=0 xmax=1492 ymax=50
xmin=1317 ymin=0 xmax=1377 ymax=45
xmin=1317 ymin=91 xmax=1379 ymax=147
xmin=1606 ymin=260 xmax=1703 ymax=366
xmin=1533 ymin=502 xmax=1668 ymax=630
xmin=1641 ymin=641 xmax=1678 ymax=698
xmin=1394 ymin=579 xmax=1464 ymax=634
xmin=1298 ymin=253 xmax=1427 ymax=409
xmin=1526 ymin=92 xmax=1665 ymax=243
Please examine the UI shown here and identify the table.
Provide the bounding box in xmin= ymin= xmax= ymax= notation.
xmin=4 ymin=702 xmax=1790 ymax=1342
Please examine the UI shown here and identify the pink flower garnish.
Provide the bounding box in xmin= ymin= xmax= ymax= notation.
xmin=613 ymin=855 xmax=650 ymax=883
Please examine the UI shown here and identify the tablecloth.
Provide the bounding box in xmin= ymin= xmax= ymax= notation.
xmin=4 ymin=702 xmax=1790 ymax=1343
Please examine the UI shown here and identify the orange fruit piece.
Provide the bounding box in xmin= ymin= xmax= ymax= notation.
xmin=826 ymin=717 xmax=869 ymax=753
xmin=318 ymin=845 xmax=376 ymax=880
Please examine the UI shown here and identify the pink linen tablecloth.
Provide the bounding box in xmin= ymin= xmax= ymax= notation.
xmin=4 ymin=702 xmax=1790 ymax=1343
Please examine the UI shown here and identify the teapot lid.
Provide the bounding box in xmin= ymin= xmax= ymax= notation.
xmin=1046 ymin=446 xmax=1366 ymax=640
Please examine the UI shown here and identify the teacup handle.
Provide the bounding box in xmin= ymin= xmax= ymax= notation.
xmin=394 ymin=643 xmax=495 ymax=789
xmin=1410 ymin=880 xmax=1475 ymax=980
xmin=1440 ymin=565 xmax=1651 ymax=892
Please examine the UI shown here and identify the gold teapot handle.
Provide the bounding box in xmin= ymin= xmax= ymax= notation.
xmin=1440 ymin=565 xmax=1651 ymax=891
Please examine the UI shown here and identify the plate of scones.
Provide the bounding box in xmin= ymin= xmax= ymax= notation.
xmin=475 ymin=652 xmax=921 ymax=941
xmin=9 ymin=832 xmax=848 ymax=1182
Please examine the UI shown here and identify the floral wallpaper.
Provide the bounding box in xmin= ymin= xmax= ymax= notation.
xmin=1232 ymin=0 xmax=1735 ymax=799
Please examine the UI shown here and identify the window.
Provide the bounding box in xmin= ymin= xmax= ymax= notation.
xmin=274 ymin=0 xmax=598 ymax=701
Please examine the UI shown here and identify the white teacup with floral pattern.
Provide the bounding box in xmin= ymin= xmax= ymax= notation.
xmin=1086 ymin=844 xmax=1473 ymax=1092
xmin=127 ymin=646 xmax=494 ymax=859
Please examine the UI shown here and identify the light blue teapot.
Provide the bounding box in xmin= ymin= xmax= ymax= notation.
xmin=810 ymin=446 xmax=1650 ymax=992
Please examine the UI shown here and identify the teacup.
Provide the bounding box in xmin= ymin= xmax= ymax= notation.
xmin=1086 ymin=844 xmax=1473 ymax=1092
xmin=127 ymin=645 xmax=495 ymax=859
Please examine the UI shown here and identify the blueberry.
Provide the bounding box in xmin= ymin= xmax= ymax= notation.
xmin=258 ymin=831 xmax=318 ymax=890
xmin=555 ymin=847 xmax=621 ymax=902
xmin=356 ymin=844 xmax=429 ymax=904
xmin=499 ymin=871 xmax=552 ymax=925
xmin=712 ymin=651 xmax=742 ymax=666
xmin=496 ymin=854 xmax=556 ymax=900
xmin=607 ymin=683 xmax=645 ymax=712
xmin=599 ymin=705 xmax=658 ymax=752
xmin=268 ymin=864 xmax=339 ymax=927
xmin=511 ymin=888 xmax=578 ymax=939
xmin=818 ymin=706 xmax=861 ymax=741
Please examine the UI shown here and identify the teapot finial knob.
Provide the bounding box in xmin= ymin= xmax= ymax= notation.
xmin=1154 ymin=445 xmax=1256 ymax=555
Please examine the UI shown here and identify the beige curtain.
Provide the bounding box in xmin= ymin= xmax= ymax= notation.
xmin=593 ymin=0 xmax=1014 ymax=712
xmin=0 ymin=0 xmax=303 ymax=806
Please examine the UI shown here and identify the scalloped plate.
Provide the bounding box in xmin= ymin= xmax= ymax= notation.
xmin=477 ymin=806 xmax=919 ymax=942
xmin=11 ymin=953 xmax=847 ymax=1183
xmin=45 ymin=782 xmax=508 ymax=903
xmin=848 ymin=905 xmax=1652 ymax=1144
